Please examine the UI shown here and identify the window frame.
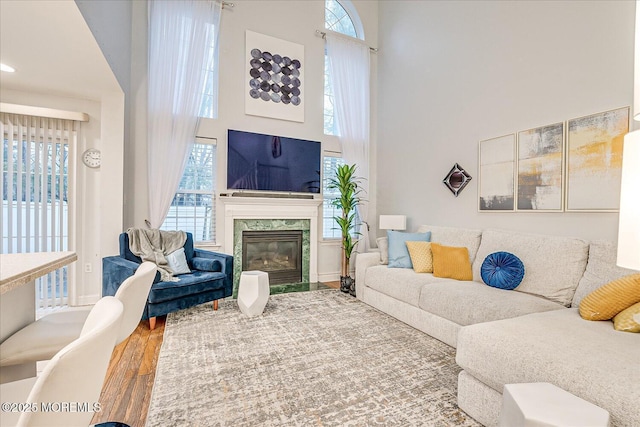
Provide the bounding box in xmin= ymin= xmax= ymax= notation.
xmin=160 ymin=137 xmax=217 ymax=244
xmin=324 ymin=0 xmax=364 ymax=40
xmin=321 ymin=153 xmax=361 ymax=242
xmin=322 ymin=153 xmax=344 ymax=240
xmin=1 ymin=113 xmax=75 ymax=313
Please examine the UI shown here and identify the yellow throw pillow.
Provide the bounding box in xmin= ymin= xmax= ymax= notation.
xmin=579 ymin=274 xmax=640 ymax=320
xmin=613 ymin=302 xmax=640 ymax=333
xmin=406 ymin=241 xmax=433 ymax=273
xmin=431 ymin=243 xmax=472 ymax=281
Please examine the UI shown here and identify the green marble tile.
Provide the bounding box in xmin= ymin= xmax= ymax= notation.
xmin=233 ymin=219 xmax=311 ymax=297
xmin=268 ymin=282 xmax=332 ymax=295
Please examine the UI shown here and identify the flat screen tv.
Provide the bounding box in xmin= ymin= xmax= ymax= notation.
xmin=227 ymin=129 xmax=321 ymax=194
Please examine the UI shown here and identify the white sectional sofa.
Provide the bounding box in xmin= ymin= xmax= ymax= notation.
xmin=355 ymin=225 xmax=640 ymax=427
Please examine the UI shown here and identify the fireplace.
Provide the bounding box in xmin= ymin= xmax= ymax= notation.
xmin=242 ymin=230 xmax=303 ymax=285
xmin=223 ymin=197 xmax=321 ymax=296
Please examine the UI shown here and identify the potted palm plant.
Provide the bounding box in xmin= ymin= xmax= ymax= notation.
xmin=328 ymin=163 xmax=363 ymax=295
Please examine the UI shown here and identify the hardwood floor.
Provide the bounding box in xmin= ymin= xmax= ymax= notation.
xmin=91 ymin=317 xmax=166 ymax=427
xmin=93 ymin=282 xmax=339 ymax=426
xmin=324 ymin=280 xmax=340 ymax=291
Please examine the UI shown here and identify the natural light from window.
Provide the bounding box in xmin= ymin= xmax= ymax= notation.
xmin=199 ymin=27 xmax=219 ymax=119
xmin=322 ymin=156 xmax=345 ymax=239
xmin=161 ymin=141 xmax=217 ymax=242
xmin=323 ymin=0 xmax=358 ymax=136
xmin=322 ymin=0 xmax=362 ymax=239
xmin=1 ymin=113 xmax=73 ymax=312
xmin=325 ymin=0 xmax=357 ymax=37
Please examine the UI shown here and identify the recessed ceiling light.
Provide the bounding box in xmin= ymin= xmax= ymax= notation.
xmin=1 ymin=63 xmax=16 ymax=73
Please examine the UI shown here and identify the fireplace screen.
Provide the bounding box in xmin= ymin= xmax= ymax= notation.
xmin=242 ymin=230 xmax=303 ymax=285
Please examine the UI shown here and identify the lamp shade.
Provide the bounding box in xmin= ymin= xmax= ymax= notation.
xmin=635 ymin=0 xmax=640 ymax=120
xmin=617 ymin=130 xmax=640 ymax=269
xmin=379 ymin=215 xmax=406 ymax=231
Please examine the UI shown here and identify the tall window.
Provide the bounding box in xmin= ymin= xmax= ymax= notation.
xmin=160 ymin=139 xmax=216 ymax=242
xmin=1 ymin=113 xmax=73 ymax=311
xmin=147 ymin=0 xmax=221 ymax=229
xmin=322 ymin=156 xmax=361 ymax=240
xmin=322 ymin=155 xmax=344 ymax=239
xmin=199 ymin=26 xmax=220 ymax=119
xmin=323 ymin=0 xmax=363 ymax=239
xmin=324 ymin=0 xmax=359 ymax=136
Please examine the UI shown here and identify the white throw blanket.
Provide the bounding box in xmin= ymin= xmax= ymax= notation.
xmin=127 ymin=228 xmax=187 ymax=282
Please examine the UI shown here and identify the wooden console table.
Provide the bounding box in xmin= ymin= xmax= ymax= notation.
xmin=0 ymin=251 xmax=77 ymax=383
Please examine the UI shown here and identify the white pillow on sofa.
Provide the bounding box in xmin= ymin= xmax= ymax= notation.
xmin=377 ymin=237 xmax=389 ymax=264
xmin=166 ymin=248 xmax=191 ymax=275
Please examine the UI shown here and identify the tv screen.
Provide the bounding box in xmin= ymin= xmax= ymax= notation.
xmin=227 ymin=129 xmax=321 ymax=194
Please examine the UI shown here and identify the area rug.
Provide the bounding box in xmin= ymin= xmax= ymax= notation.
xmin=146 ymin=290 xmax=480 ymax=426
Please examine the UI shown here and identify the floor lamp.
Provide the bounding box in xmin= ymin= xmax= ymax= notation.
xmin=618 ymin=132 xmax=639 ymax=270
xmin=617 ymin=0 xmax=640 ymax=271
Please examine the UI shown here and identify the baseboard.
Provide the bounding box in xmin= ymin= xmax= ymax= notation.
xmin=318 ymin=268 xmax=357 ymax=283
xmin=75 ymin=294 xmax=100 ymax=306
xmin=318 ymin=272 xmax=340 ymax=282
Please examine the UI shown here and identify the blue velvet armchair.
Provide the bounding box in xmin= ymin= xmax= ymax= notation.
xmin=102 ymin=232 xmax=233 ymax=329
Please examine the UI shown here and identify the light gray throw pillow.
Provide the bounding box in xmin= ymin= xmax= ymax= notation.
xmin=377 ymin=237 xmax=389 ymax=264
xmin=166 ymin=247 xmax=191 ymax=275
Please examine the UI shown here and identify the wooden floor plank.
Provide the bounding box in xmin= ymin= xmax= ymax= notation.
xmin=139 ymin=319 xmax=164 ymax=376
xmin=124 ymin=374 xmax=153 ymax=427
xmin=92 ymin=318 xmax=162 ymax=426
xmin=102 ymin=325 xmax=151 ymax=421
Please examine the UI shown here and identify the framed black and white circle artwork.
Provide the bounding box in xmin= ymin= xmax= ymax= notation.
xmin=245 ymin=30 xmax=304 ymax=123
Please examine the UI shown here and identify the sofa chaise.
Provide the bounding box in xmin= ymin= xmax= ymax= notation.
xmin=355 ymin=225 xmax=640 ymax=427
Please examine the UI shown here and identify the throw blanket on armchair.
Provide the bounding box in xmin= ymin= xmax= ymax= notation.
xmin=126 ymin=228 xmax=187 ymax=282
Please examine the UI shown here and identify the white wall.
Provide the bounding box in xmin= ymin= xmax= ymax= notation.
xmin=124 ymin=0 xmax=379 ymax=281
xmin=75 ymin=0 xmax=132 ymax=96
xmin=376 ymin=0 xmax=634 ymax=242
xmin=76 ymin=0 xmax=134 ymax=239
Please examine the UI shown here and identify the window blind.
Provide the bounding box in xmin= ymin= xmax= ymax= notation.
xmin=1 ymin=113 xmax=75 ymax=312
xmin=160 ymin=140 xmax=217 ymax=243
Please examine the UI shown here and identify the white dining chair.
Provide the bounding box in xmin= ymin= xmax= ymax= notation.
xmin=0 ymin=262 xmax=156 ymax=368
xmin=0 ymin=296 xmax=124 ymax=427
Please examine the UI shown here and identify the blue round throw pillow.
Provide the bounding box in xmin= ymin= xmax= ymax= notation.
xmin=481 ymin=252 xmax=525 ymax=290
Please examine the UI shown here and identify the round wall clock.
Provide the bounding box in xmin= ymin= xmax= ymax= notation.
xmin=82 ymin=148 xmax=101 ymax=168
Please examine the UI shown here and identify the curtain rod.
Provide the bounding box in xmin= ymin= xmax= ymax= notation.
xmin=315 ymin=30 xmax=378 ymax=52
xmin=222 ymin=1 xmax=234 ymax=9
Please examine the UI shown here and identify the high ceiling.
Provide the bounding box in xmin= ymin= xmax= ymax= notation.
xmin=0 ymin=0 xmax=121 ymax=101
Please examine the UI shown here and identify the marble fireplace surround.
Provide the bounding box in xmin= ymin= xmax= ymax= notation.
xmin=220 ymin=196 xmax=322 ymax=294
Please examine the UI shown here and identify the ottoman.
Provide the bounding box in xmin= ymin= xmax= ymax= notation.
xmin=499 ymin=382 xmax=610 ymax=427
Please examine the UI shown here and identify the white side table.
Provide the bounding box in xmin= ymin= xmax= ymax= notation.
xmin=237 ymin=271 xmax=270 ymax=317
xmin=499 ymin=382 xmax=610 ymax=427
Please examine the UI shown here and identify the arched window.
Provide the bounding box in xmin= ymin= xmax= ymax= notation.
xmin=323 ymin=0 xmax=362 ymax=135
xmin=325 ymin=0 xmax=357 ymax=38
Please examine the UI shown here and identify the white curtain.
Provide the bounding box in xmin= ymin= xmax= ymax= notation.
xmin=326 ymin=32 xmax=371 ymax=253
xmin=147 ymin=0 xmax=221 ymax=228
